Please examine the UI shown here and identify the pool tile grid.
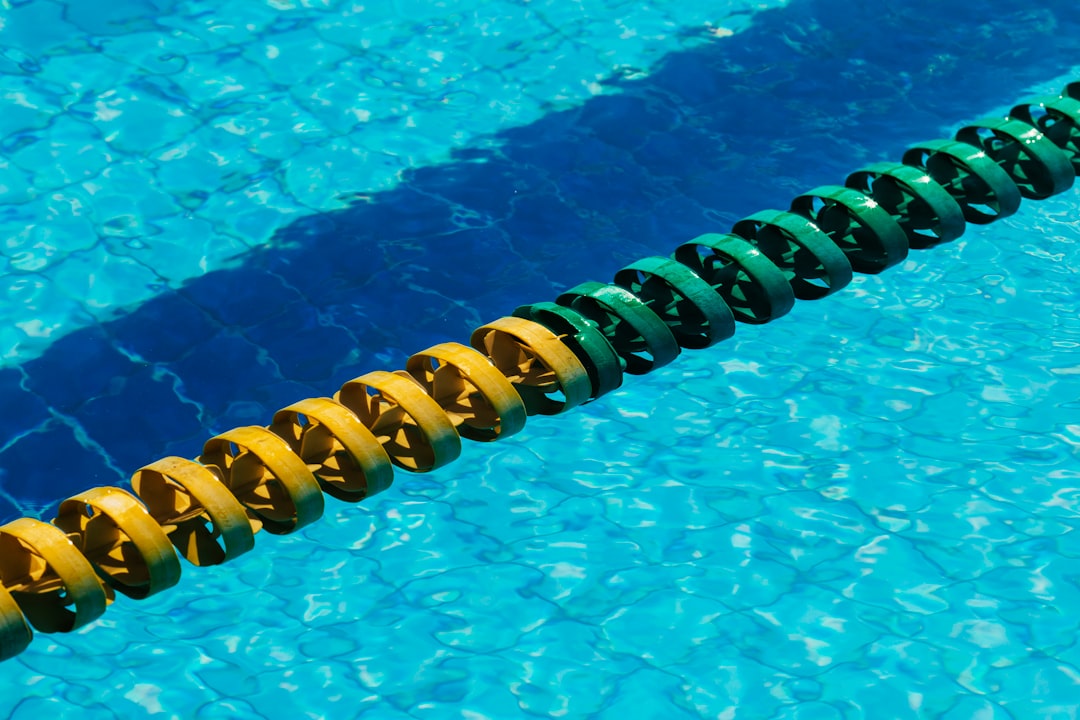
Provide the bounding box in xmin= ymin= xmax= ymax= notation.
xmin=0 ymin=0 xmax=788 ymax=370
xmin=2 ymin=68 xmax=1080 ymax=695
xmin=1 ymin=1 xmax=1080 ymax=715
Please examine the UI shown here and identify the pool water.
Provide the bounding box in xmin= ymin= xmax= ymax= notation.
xmin=2 ymin=0 xmax=1080 ymax=717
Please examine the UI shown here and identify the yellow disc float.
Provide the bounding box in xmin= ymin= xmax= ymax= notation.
xmin=131 ymin=457 xmax=256 ymax=566
xmin=200 ymin=426 xmax=325 ymax=535
xmin=0 ymin=584 xmax=31 ymax=662
xmin=54 ymin=488 xmax=182 ymax=600
xmin=0 ymin=518 xmax=109 ymax=632
xmin=336 ymin=370 xmax=461 ymax=472
xmin=269 ymin=397 xmax=394 ymax=502
xmin=405 ymin=342 xmax=527 ymax=442
xmin=469 ymin=316 xmax=591 ymax=416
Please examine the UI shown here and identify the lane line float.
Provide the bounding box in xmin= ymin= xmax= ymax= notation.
xmin=1 ymin=80 xmax=1077 ymax=662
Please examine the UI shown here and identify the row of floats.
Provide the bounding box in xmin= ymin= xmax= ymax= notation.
xmin=2 ymin=82 xmax=1079 ymax=662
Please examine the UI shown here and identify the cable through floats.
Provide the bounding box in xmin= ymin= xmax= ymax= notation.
xmin=2 ymin=82 xmax=1079 ymax=663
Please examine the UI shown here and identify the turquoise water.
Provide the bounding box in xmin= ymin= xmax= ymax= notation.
xmin=2 ymin=0 xmax=1080 ymax=717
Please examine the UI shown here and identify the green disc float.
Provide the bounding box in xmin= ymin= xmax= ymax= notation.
xmin=513 ymin=302 xmax=624 ymax=400
xmin=201 ymin=427 xmax=325 ymax=535
xmin=614 ymin=256 xmax=735 ymax=349
xmin=673 ymin=233 xmax=796 ymax=323
xmin=405 ymin=342 xmax=527 ymax=442
xmin=54 ymin=488 xmax=183 ymax=600
xmin=555 ymin=281 xmax=680 ymax=375
xmin=269 ymin=397 xmax=395 ymax=502
xmin=731 ymin=210 xmax=853 ymax=298
xmin=1008 ymin=96 xmax=1080 ymax=175
xmin=954 ymin=117 xmax=1074 ymax=199
xmin=789 ymin=185 xmax=909 ymax=274
xmin=2 ymin=78 xmax=1080 ymax=666
xmin=900 ymin=140 xmax=1022 ymax=225
xmin=845 ymin=162 xmax=966 ymax=250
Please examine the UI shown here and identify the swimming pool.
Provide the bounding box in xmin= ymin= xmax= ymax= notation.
xmin=1 ymin=0 xmax=1079 ymax=716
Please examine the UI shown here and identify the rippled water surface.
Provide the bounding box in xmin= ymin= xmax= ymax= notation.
xmin=1 ymin=0 xmax=1079 ymax=717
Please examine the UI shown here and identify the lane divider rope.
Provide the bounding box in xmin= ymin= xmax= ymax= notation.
xmin=1 ymin=81 xmax=1078 ymax=662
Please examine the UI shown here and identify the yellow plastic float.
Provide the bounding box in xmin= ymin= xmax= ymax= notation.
xmin=131 ymin=457 xmax=256 ymax=566
xmin=336 ymin=370 xmax=462 ymax=472
xmin=469 ymin=316 xmax=591 ymax=416
xmin=269 ymin=397 xmax=395 ymax=502
xmin=0 ymin=517 xmax=110 ymax=631
xmin=0 ymin=584 xmax=30 ymax=662
xmin=405 ymin=341 xmax=527 ymax=442
xmin=54 ymin=488 xmax=182 ymax=600
xmin=200 ymin=427 xmax=325 ymax=535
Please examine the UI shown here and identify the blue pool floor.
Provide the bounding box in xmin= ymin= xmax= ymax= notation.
xmin=1 ymin=0 xmax=1080 ymax=718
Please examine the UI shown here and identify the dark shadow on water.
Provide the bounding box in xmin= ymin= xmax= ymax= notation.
xmin=2 ymin=0 xmax=1078 ymax=520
